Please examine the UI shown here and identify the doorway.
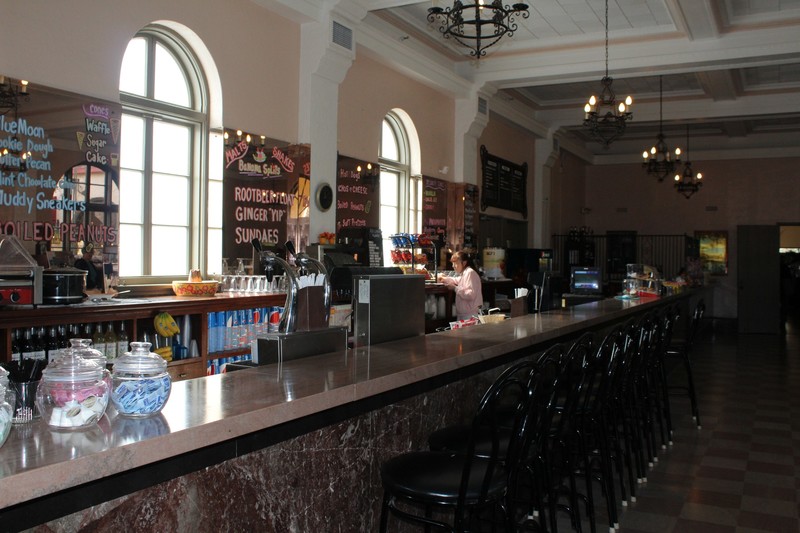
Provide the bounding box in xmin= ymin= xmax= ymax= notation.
xmin=737 ymin=225 xmax=780 ymax=334
xmin=780 ymin=224 xmax=800 ymax=335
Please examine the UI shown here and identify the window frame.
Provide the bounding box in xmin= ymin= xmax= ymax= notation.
xmin=380 ymin=112 xmax=422 ymax=264
xmin=118 ymin=26 xmax=210 ymax=283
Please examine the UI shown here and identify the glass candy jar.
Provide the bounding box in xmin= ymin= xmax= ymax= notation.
xmin=36 ymin=352 xmax=109 ymax=430
xmin=111 ymin=342 xmax=171 ymax=418
xmin=0 ymin=378 xmax=11 ymax=447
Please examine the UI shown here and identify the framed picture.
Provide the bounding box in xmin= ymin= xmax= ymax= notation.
xmin=695 ymin=230 xmax=728 ymax=275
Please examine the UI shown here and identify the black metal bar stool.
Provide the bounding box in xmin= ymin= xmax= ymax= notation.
xmin=378 ymin=359 xmax=541 ymax=533
xmin=665 ymin=299 xmax=704 ymax=429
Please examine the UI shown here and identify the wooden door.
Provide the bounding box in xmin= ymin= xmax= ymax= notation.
xmin=737 ymin=225 xmax=780 ymax=334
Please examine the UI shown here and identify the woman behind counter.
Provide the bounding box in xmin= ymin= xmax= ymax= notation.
xmin=437 ymin=251 xmax=483 ymax=320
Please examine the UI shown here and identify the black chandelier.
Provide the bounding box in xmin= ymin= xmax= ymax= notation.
xmin=582 ymin=0 xmax=632 ymax=148
xmin=0 ymin=76 xmax=29 ymax=117
xmin=642 ymin=76 xmax=680 ymax=181
xmin=674 ymin=125 xmax=703 ymax=199
xmin=0 ymin=77 xmax=32 ymax=171
xmin=427 ymin=1 xmax=530 ymax=59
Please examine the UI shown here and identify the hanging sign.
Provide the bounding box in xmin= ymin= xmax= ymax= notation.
xmin=422 ymin=175 xmax=447 ymax=247
xmin=335 ymin=154 xmax=380 ymax=232
xmin=480 ymin=145 xmax=527 ymax=216
xmin=221 ymin=131 xmax=310 ymax=260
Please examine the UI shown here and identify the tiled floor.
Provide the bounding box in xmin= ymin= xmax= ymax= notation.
xmin=590 ymin=314 xmax=800 ymax=533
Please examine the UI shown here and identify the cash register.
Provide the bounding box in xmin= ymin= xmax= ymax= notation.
xmin=561 ymin=266 xmax=605 ymax=308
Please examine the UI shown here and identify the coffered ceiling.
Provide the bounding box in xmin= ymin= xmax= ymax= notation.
xmin=359 ymin=0 xmax=800 ymax=161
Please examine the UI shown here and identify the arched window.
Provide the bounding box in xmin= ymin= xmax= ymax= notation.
xmin=380 ymin=111 xmax=422 ymax=265
xmin=118 ymin=26 xmax=208 ymax=279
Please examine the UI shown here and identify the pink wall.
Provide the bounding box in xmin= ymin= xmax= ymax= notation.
xmin=338 ymin=54 xmax=454 ymax=178
xmin=549 ymin=149 xmax=589 ymax=235
xmin=584 ymin=156 xmax=800 ymax=317
xmin=0 ymin=0 xmax=301 ymax=141
xmin=585 ymin=157 xmax=800 ymax=234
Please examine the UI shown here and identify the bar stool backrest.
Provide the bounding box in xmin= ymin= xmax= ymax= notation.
xmin=455 ymin=358 xmax=540 ymax=520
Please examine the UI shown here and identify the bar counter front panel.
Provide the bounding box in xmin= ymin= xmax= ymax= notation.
xmin=0 ymin=294 xmax=690 ymax=531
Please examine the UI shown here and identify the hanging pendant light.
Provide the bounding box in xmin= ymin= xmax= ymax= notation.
xmin=427 ymin=1 xmax=530 ymax=59
xmin=582 ymin=0 xmax=632 ymax=148
xmin=674 ymin=125 xmax=703 ymax=199
xmin=643 ymin=76 xmax=681 ymax=181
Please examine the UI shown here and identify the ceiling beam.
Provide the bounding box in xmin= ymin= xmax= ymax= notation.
xmin=668 ymin=0 xmax=720 ymax=40
xmin=695 ymin=70 xmax=740 ymax=101
xmin=365 ymin=0 xmax=429 ymax=10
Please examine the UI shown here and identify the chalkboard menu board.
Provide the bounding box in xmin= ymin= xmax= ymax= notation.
xmin=480 ymin=145 xmax=527 ymax=216
xmin=335 ymin=155 xmax=380 ymax=233
xmin=463 ymin=184 xmax=479 ymax=248
xmin=222 ymin=132 xmax=310 ymax=261
xmin=422 ymin=176 xmax=447 ymax=247
xmin=0 ymin=76 xmax=121 ymax=267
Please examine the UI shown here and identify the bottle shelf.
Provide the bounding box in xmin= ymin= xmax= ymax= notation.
xmin=0 ymin=293 xmax=285 ymax=381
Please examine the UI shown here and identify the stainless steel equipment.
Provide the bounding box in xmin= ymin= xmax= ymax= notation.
xmin=253 ymin=327 xmax=347 ymax=365
xmin=0 ymin=235 xmax=43 ymax=306
xmin=353 ymin=274 xmax=425 ymax=347
xmin=328 ymin=265 xmax=403 ymax=304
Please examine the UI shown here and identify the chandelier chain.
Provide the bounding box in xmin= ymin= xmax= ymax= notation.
xmin=582 ymin=0 xmax=632 ymax=148
xmin=659 ymin=76 xmax=663 ymax=131
xmin=604 ymin=0 xmax=609 ymax=78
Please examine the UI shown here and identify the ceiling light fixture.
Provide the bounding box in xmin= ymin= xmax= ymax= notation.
xmin=674 ymin=125 xmax=703 ymax=199
xmin=642 ymin=76 xmax=680 ymax=181
xmin=582 ymin=0 xmax=632 ymax=148
xmin=427 ymin=1 xmax=530 ymax=59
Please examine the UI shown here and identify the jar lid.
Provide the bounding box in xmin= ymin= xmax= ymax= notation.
xmin=69 ymin=338 xmax=107 ymax=366
xmin=113 ymin=342 xmax=167 ymax=375
xmin=41 ymin=351 xmax=105 ymax=382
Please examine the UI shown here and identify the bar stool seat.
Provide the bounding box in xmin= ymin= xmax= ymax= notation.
xmin=381 ymin=451 xmax=508 ymax=504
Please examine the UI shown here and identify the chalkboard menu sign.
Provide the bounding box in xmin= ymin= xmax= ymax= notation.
xmin=335 ymin=155 xmax=380 ymax=233
xmin=222 ymin=131 xmax=310 ymax=261
xmin=480 ymin=145 xmax=527 ymax=216
xmin=422 ymin=176 xmax=447 ymax=247
xmin=463 ymin=184 xmax=479 ymax=248
xmin=0 ymin=76 xmax=121 ymax=266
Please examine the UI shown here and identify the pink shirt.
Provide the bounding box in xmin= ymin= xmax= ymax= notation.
xmin=447 ymin=267 xmax=483 ymax=320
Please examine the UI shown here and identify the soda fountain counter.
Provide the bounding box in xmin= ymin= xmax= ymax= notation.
xmin=0 ymin=291 xmax=700 ymax=531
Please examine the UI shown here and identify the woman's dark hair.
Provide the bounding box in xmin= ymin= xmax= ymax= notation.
xmin=453 ymin=251 xmax=478 ymax=272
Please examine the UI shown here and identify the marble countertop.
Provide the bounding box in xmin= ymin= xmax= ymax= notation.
xmin=0 ymin=295 xmax=676 ymax=509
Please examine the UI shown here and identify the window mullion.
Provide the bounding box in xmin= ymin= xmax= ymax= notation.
xmin=143 ymin=116 xmax=155 ymax=275
xmin=146 ymin=36 xmax=157 ymax=100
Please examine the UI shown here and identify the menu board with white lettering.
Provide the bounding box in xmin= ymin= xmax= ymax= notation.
xmin=0 ymin=75 xmax=121 ymax=265
xmin=422 ymin=176 xmax=447 ymax=247
xmin=222 ymin=131 xmax=310 ymax=260
xmin=335 ymin=155 xmax=380 ymax=233
xmin=480 ymin=145 xmax=527 ymax=216
xmin=463 ymin=184 xmax=479 ymax=248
